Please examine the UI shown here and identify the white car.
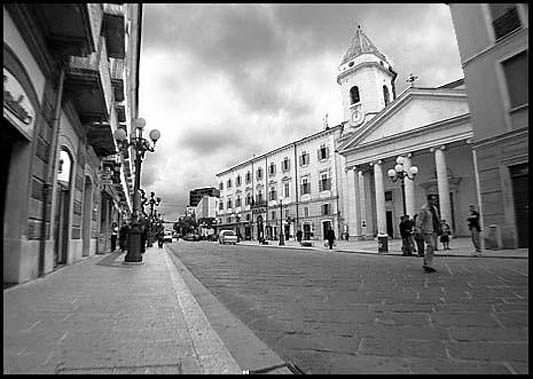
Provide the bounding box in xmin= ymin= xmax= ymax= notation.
xmin=162 ymin=229 xmax=174 ymax=243
xmin=218 ymin=230 xmax=238 ymax=245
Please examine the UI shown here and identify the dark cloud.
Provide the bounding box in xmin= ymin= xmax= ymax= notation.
xmin=178 ymin=127 xmax=244 ymax=155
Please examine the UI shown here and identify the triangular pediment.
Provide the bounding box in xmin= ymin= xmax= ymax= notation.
xmin=338 ymin=88 xmax=470 ymax=152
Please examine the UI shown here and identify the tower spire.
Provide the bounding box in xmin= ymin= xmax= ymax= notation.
xmin=341 ymin=25 xmax=388 ymax=65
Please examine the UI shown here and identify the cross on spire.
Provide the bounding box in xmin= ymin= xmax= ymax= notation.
xmin=406 ymin=73 xmax=418 ymax=87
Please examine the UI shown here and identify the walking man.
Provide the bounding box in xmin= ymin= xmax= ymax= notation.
xmin=467 ymin=204 xmax=482 ymax=256
xmin=325 ymin=227 xmax=336 ymax=250
xmin=416 ymin=194 xmax=441 ymax=273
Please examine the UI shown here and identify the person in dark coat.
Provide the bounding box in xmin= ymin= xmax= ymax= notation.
xmin=119 ymin=222 xmax=129 ymax=253
xmin=325 ymin=227 xmax=336 ymax=250
xmin=399 ymin=215 xmax=414 ymax=256
xmin=296 ymin=229 xmax=303 ymax=244
xmin=413 ymin=214 xmax=424 ymax=257
xmin=110 ymin=222 xmax=118 ymax=252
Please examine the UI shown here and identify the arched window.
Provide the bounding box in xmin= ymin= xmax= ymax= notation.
xmin=383 ymin=85 xmax=390 ymax=106
xmin=350 ymin=86 xmax=360 ymax=104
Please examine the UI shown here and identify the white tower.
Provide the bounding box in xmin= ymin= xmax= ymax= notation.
xmin=337 ymin=25 xmax=398 ymax=128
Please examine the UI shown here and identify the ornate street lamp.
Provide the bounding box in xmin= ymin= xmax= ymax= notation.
xmin=147 ymin=191 xmax=161 ymax=247
xmin=278 ymin=196 xmax=285 ymax=246
xmin=387 ymin=156 xmax=418 ymax=216
xmin=114 ymin=118 xmax=161 ymax=263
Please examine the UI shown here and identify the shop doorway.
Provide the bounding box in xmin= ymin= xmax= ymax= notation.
xmin=510 ymin=163 xmax=528 ymax=248
xmin=303 ymin=223 xmax=312 ymax=240
xmin=386 ymin=211 xmax=394 ymax=238
xmin=54 ymin=149 xmax=73 ymax=266
xmin=322 ymin=220 xmax=332 ymax=240
xmin=82 ymin=176 xmax=93 ymax=256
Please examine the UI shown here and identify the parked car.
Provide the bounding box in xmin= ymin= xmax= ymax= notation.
xmin=183 ymin=233 xmax=200 ymax=241
xmin=162 ymin=229 xmax=174 ymax=243
xmin=218 ymin=230 xmax=238 ymax=245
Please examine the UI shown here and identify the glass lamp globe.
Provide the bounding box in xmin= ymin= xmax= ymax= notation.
xmin=396 ymin=156 xmax=405 ymax=165
xmin=133 ymin=118 xmax=146 ymax=130
xmin=114 ymin=128 xmax=127 ymax=142
xmin=395 ymin=164 xmax=404 ymax=173
xmin=387 ymin=168 xmax=396 ymax=178
xmin=149 ymin=129 xmax=161 ymax=142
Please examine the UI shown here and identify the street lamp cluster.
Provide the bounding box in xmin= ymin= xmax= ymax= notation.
xmin=387 ymin=156 xmax=418 ymax=216
xmin=114 ymin=118 xmax=161 ymax=263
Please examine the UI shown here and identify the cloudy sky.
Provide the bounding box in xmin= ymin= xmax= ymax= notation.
xmin=137 ymin=3 xmax=464 ymax=222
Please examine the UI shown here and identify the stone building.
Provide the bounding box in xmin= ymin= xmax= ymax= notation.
xmin=216 ymin=125 xmax=345 ymax=242
xmin=448 ymin=3 xmax=528 ymax=249
xmin=3 ymin=4 xmax=142 ymax=284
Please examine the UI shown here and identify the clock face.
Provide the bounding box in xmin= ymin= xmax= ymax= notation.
xmin=351 ymin=109 xmax=364 ymax=126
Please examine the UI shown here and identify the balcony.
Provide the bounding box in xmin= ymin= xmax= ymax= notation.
xmin=109 ymin=58 xmax=125 ymax=102
xmin=21 ymin=4 xmax=99 ymax=57
xmin=101 ymin=3 xmax=126 ymax=59
xmin=65 ymin=37 xmax=113 ymax=124
xmin=87 ymin=122 xmax=117 ymax=157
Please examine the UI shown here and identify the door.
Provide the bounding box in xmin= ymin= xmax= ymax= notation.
xmin=303 ymin=223 xmax=311 ymax=240
xmin=510 ymin=164 xmax=528 ymax=248
xmin=54 ymin=185 xmax=69 ymax=266
xmin=322 ymin=220 xmax=331 ymax=240
xmin=386 ymin=211 xmax=394 ymax=238
xmin=82 ymin=177 xmax=92 ymax=256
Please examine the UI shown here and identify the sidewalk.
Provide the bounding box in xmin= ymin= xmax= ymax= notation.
xmin=238 ymin=237 xmax=528 ymax=259
xmin=3 ymin=247 xmax=290 ymax=374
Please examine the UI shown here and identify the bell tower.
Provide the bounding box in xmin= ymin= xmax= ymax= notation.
xmin=337 ymin=25 xmax=397 ymax=128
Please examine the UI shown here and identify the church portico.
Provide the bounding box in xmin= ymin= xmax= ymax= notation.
xmin=343 ymin=140 xmax=478 ymax=240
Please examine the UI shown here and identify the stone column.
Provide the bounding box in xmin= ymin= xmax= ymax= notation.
xmin=349 ymin=167 xmax=361 ymax=239
xmin=433 ymin=145 xmax=452 ymax=226
xmin=372 ymin=160 xmax=387 ymax=236
xmin=344 ymin=167 xmax=354 ymax=238
xmin=358 ymin=169 xmax=368 ymax=238
xmin=403 ymin=153 xmax=416 ymax=218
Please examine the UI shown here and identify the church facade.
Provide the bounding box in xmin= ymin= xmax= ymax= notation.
xmin=336 ymin=26 xmax=479 ymax=245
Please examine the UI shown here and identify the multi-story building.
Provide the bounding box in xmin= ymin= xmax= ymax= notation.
xmin=448 ymin=3 xmax=528 ymax=249
xmin=216 ymin=125 xmax=345 ymax=242
xmin=195 ymin=196 xmax=219 ymax=220
xmin=3 ymin=4 xmax=142 ymax=284
xmin=189 ymin=186 xmax=220 ymax=207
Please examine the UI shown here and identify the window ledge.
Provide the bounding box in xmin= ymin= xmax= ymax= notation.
xmin=509 ymin=103 xmax=528 ymax=114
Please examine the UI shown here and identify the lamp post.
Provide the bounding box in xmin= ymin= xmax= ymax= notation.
xmin=387 ymin=156 xmax=418 ymax=217
xmin=278 ymin=196 xmax=285 ymax=246
xmin=114 ymin=118 xmax=161 ymax=263
xmin=147 ymin=191 xmax=161 ymax=247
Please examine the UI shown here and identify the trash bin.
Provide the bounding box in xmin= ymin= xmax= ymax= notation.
xmin=377 ymin=234 xmax=388 ymax=253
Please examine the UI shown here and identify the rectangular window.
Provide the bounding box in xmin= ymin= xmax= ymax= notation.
xmin=227 ymin=179 xmax=232 ymax=189
xmin=269 ymin=189 xmax=277 ymax=201
xmin=246 ymin=171 xmax=251 ymax=183
xmin=227 ymin=199 xmax=232 ymax=209
xmin=236 ymin=176 xmax=242 ymax=186
xmin=490 ymin=4 xmax=522 ymax=40
xmin=282 ymin=157 xmax=290 ymax=171
xmin=318 ymin=144 xmax=329 ymax=160
xmin=257 ymin=168 xmax=263 ymax=180
xmin=502 ymin=50 xmax=528 ymax=108
xmin=219 ymin=182 xmax=224 ymax=190
xmin=269 ymin=163 xmax=276 ymax=176
xmin=256 ymin=193 xmax=263 ymax=204
xmin=300 ymin=151 xmax=308 ymax=166
xmin=236 ymin=197 xmax=241 ymax=207
xmin=219 ymin=202 xmax=223 ymax=210
xmin=301 ymin=178 xmax=310 ymax=195
xmin=245 ymin=194 xmax=251 ymax=205
xmin=284 ymin=182 xmax=290 ymax=198
xmin=385 ymin=191 xmax=393 ymax=202
xmin=319 ymin=173 xmax=331 ymax=191
xmin=304 ymin=207 xmax=309 ymax=218
xmin=272 ymin=211 xmax=276 ymax=220
xmin=322 ymin=204 xmax=330 ymax=215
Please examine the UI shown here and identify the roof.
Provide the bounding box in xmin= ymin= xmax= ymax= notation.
xmin=341 ymin=25 xmax=388 ymax=65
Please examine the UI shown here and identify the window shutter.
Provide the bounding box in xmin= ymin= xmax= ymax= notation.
xmin=326 ymin=146 xmax=330 ymax=158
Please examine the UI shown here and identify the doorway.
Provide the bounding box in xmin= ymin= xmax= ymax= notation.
xmin=386 ymin=211 xmax=394 ymax=238
xmin=510 ymin=163 xmax=528 ymax=248
xmin=322 ymin=220 xmax=332 ymax=240
xmin=54 ymin=149 xmax=73 ymax=267
xmin=303 ymin=223 xmax=311 ymax=240
xmin=82 ymin=176 xmax=93 ymax=256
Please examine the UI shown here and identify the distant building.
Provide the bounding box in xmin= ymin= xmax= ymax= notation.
xmin=448 ymin=3 xmax=528 ymax=249
xmin=195 ymin=196 xmax=219 ymax=220
xmin=189 ymin=187 xmax=220 ymax=207
xmin=216 ymin=125 xmax=345 ymax=242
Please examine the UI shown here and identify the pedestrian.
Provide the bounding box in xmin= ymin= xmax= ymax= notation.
xmin=325 ymin=227 xmax=336 ymax=250
xmin=467 ymin=204 xmax=482 ymax=256
xmin=119 ymin=222 xmax=129 ymax=252
xmin=156 ymin=223 xmax=164 ymax=248
xmin=296 ymin=229 xmax=303 ymax=244
xmin=413 ymin=214 xmax=424 ymax=257
xmin=399 ymin=215 xmax=414 ymax=256
xmin=110 ymin=222 xmax=118 ymax=252
xmin=415 ymin=194 xmax=441 ymax=273
xmin=408 ymin=215 xmax=417 ymax=255
xmin=140 ymin=218 xmax=148 ymax=253
xmin=440 ymin=219 xmax=451 ymax=250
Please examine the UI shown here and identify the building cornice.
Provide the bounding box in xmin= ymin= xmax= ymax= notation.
xmin=470 ymin=127 xmax=528 ymax=150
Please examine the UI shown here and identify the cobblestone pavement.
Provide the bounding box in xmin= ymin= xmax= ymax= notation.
xmin=168 ymin=241 xmax=529 ymax=374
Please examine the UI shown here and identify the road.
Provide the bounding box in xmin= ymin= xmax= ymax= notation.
xmin=167 ymin=240 xmax=528 ymax=374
